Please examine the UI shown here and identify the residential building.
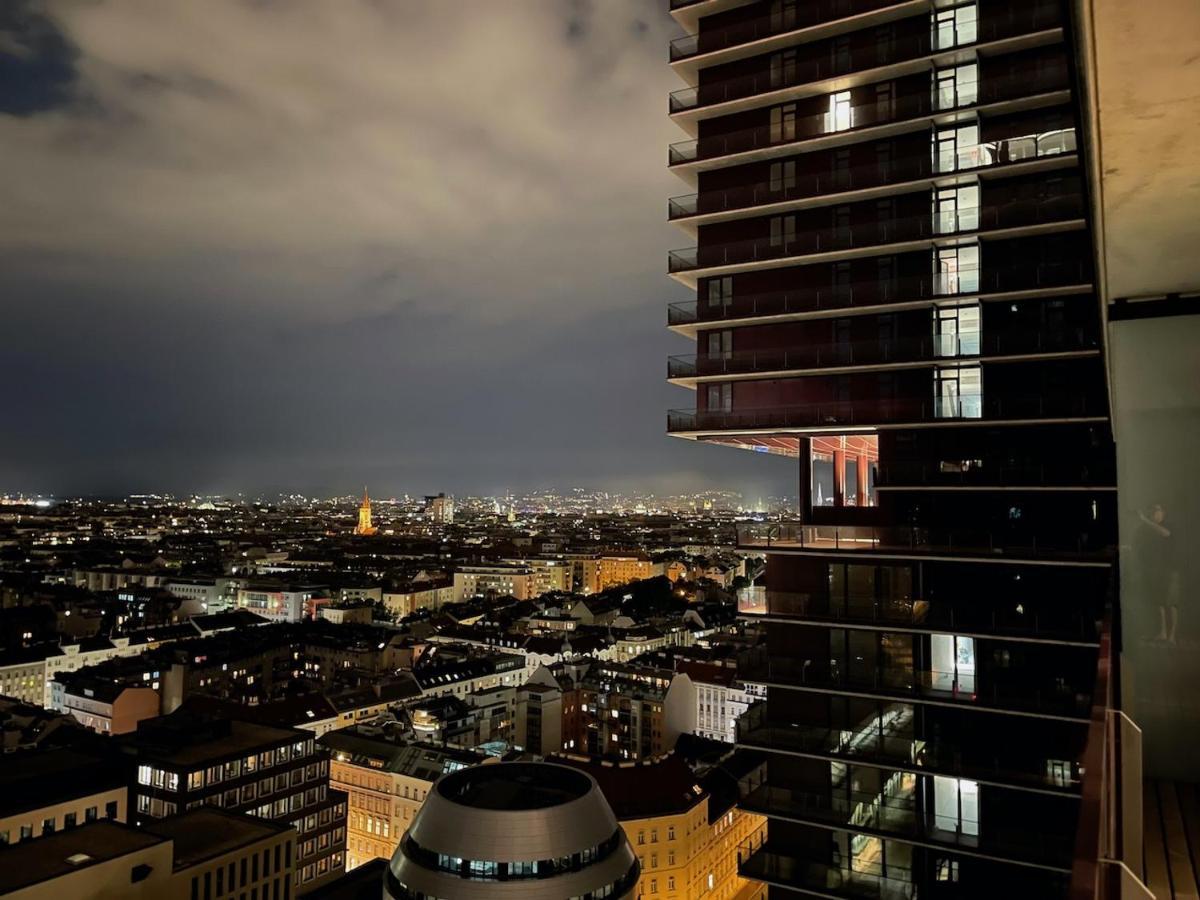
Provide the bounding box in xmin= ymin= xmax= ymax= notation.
xmin=597 ymin=555 xmax=658 ymax=591
xmin=237 ymin=583 xmax=331 ymax=623
xmin=451 ymin=564 xmax=537 ymax=602
xmin=54 ymin=672 xmax=160 ymax=735
xmin=319 ymin=727 xmax=487 ymax=871
xmin=423 ymin=493 xmax=454 ymax=525
xmin=0 ymin=809 xmax=295 ymax=900
xmin=383 ymin=762 xmax=640 ymax=899
xmin=557 ymin=752 xmax=766 ymax=900
xmin=123 ymin=710 xmax=347 ymax=893
xmin=664 ymin=0 xmax=1125 ymax=894
xmin=381 ymin=578 xmax=453 ymax=618
xmin=560 ymin=660 xmax=696 ymax=760
xmin=678 ymin=661 xmax=765 ymax=744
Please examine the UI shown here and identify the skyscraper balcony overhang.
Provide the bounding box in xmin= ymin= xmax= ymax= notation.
xmin=668 ymin=131 xmax=1077 ymax=230
xmin=669 ymin=21 xmax=1061 ymax=127
xmin=668 ymin=191 xmax=1085 ymax=286
xmin=668 ymin=69 xmax=1069 ymax=176
xmin=670 ymin=0 xmax=927 ymax=76
xmin=667 ymin=271 xmax=1092 ymax=337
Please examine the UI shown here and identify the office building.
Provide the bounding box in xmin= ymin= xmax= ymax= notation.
xmin=423 ymin=494 xmax=454 ymax=525
xmin=383 ymin=762 xmax=640 ymax=899
xmin=664 ymin=0 xmax=1126 ymax=894
xmin=123 ymin=710 xmax=347 ymax=893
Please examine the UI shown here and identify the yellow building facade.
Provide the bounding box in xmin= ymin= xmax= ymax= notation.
xmin=558 ymin=753 xmax=767 ymax=900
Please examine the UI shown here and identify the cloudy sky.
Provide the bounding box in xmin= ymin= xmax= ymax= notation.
xmin=0 ymin=0 xmax=792 ymax=498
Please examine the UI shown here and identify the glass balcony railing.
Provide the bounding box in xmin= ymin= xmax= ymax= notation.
xmin=874 ymin=457 xmax=1116 ymax=488
xmin=669 ymin=195 xmax=1084 ymax=274
xmin=669 ymin=65 xmax=1069 ymax=166
xmin=746 ymin=590 xmax=1102 ymax=643
xmin=666 ymin=260 xmax=1091 ymax=327
xmin=670 ymin=0 xmax=906 ymax=62
xmin=668 ymin=392 xmax=1105 ymax=434
xmin=668 ymin=129 xmax=1077 ymax=220
xmin=670 ymin=3 xmax=1059 ymax=109
xmin=667 ymin=328 xmax=1096 ymax=379
xmin=739 ymin=783 xmax=1076 ymax=868
xmin=738 ymin=840 xmax=918 ymax=899
xmin=736 ymin=646 xmax=1093 ymax=718
xmin=732 ymin=521 xmax=1111 ymax=560
xmin=735 ymin=701 xmax=1084 ymax=792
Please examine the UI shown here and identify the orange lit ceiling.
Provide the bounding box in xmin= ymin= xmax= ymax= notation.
xmin=703 ymin=434 xmax=878 ymax=460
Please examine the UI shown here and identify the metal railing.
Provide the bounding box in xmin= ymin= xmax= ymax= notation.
xmin=737 ymin=644 xmax=1092 ymax=717
xmin=668 ymin=129 xmax=1077 ymax=220
xmin=1069 ymin=616 xmax=1151 ymax=899
xmin=668 ymin=194 xmax=1084 ymax=273
xmin=741 ymin=782 xmax=1076 ymax=867
xmin=668 ymin=392 xmax=1105 ymax=433
xmin=666 ymin=260 xmax=1091 ymax=327
xmin=735 ymin=701 xmax=1084 ymax=791
xmin=670 ymin=4 xmax=1059 ymax=108
xmin=667 ymin=327 xmax=1096 ymax=378
xmin=738 ymin=840 xmax=917 ymax=899
xmin=733 ymin=521 xmax=1111 ymax=559
xmin=669 ymin=65 xmax=1069 ymax=166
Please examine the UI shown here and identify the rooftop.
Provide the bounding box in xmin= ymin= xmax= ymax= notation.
xmin=436 ymin=761 xmax=592 ymax=811
xmin=146 ymin=808 xmax=291 ymax=870
xmin=0 ymin=820 xmax=167 ymax=894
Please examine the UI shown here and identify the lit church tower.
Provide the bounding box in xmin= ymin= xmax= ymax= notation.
xmin=354 ymin=487 xmax=377 ymax=536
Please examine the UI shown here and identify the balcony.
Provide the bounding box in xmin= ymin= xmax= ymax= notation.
xmin=668 ymin=129 xmax=1077 ymax=223
xmin=668 ymin=392 xmax=1107 ymax=436
xmin=670 ymin=0 xmax=915 ymax=63
xmin=744 ymin=590 xmax=1101 ymax=645
xmin=667 ymin=327 xmax=1097 ymax=381
xmin=732 ymin=521 xmax=1112 ymax=562
xmin=670 ymin=2 xmax=1060 ymax=113
xmin=666 ymin=261 xmax=1091 ymax=330
xmin=668 ymin=195 xmax=1085 ymax=277
xmin=874 ymin=457 xmax=1116 ymax=489
xmin=740 ymin=783 xmax=1076 ymax=870
xmin=735 ymin=702 xmax=1084 ymax=793
xmin=738 ymin=840 xmax=918 ymax=899
xmin=737 ymin=646 xmax=1093 ymax=719
xmin=669 ymin=65 xmax=1069 ymax=169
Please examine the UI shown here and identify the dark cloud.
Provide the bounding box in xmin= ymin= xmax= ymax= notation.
xmin=0 ymin=0 xmax=794 ymax=499
xmin=0 ymin=0 xmax=79 ymax=115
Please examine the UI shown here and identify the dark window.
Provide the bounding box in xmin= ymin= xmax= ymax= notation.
xmin=106 ymin=801 xmax=118 ymax=819
xmin=130 ymin=863 xmax=152 ymax=883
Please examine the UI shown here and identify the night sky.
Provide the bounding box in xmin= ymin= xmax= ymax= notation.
xmin=0 ymin=0 xmax=792 ymax=499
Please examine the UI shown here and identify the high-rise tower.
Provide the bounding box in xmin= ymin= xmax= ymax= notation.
xmin=664 ymin=0 xmax=1127 ymax=895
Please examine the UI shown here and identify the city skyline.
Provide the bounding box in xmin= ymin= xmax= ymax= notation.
xmin=0 ymin=0 xmax=794 ymax=498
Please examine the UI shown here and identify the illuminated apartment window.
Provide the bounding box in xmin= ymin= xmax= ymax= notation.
xmin=933 ymin=364 xmax=982 ymax=418
xmin=825 ymin=90 xmax=852 ymax=133
xmin=934 ymin=63 xmax=978 ymax=111
xmin=933 ymin=183 xmax=979 ymax=235
xmin=932 ymin=776 xmax=979 ymax=836
xmin=934 ymin=244 xmax=980 ymax=295
xmin=933 ymin=301 xmax=981 ymax=357
xmin=933 ymin=2 xmax=978 ymax=50
xmin=934 ymin=123 xmax=980 ymax=173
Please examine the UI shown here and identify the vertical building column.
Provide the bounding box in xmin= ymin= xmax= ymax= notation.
xmin=833 ymin=445 xmax=847 ymax=508
xmin=857 ymin=452 xmax=871 ymax=507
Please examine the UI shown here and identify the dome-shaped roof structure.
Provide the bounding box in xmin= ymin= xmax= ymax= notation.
xmin=385 ymin=761 xmax=639 ymax=899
